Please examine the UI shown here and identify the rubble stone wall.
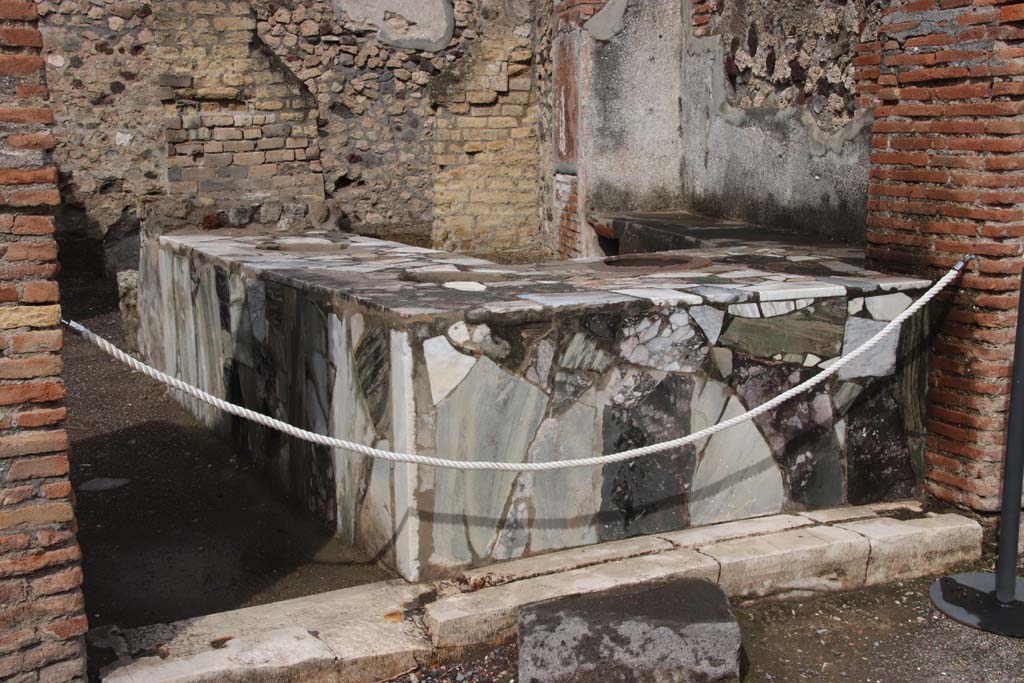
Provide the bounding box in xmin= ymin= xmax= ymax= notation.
xmin=40 ymin=0 xmax=551 ymax=274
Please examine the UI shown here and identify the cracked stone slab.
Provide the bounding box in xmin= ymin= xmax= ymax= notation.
xmin=426 ymin=549 xmax=719 ymax=656
xmin=657 ymin=514 xmax=813 ymax=548
xmin=798 ymin=505 xmax=878 ymax=524
xmin=836 ymin=514 xmax=982 ymax=586
xmin=103 ymin=580 xmax=432 ymax=683
xmin=457 ymin=534 xmax=674 ymax=589
xmin=700 ymin=526 xmax=870 ymax=600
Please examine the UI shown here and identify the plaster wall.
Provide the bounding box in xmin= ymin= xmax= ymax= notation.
xmin=576 ymin=0 xmax=877 ymax=244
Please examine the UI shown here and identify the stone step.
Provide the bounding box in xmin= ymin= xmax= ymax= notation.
xmin=426 ymin=511 xmax=981 ymax=653
xmin=99 ymin=580 xmax=433 ymax=683
xmin=100 ymin=505 xmax=983 ymax=683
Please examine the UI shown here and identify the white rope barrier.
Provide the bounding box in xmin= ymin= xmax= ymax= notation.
xmin=64 ymin=259 xmax=969 ymax=472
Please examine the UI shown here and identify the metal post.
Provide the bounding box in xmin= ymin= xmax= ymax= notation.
xmin=995 ymin=278 xmax=1024 ymax=603
xmin=930 ymin=263 xmax=1024 ymax=637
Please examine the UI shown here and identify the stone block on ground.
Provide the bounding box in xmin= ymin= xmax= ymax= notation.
xmin=836 ymin=514 xmax=983 ymax=585
xmin=702 ymin=525 xmax=869 ymax=599
xmin=103 ymin=580 xmax=432 ymax=683
xmin=657 ymin=513 xmax=813 ymax=548
xmin=517 ymin=578 xmax=741 ymax=683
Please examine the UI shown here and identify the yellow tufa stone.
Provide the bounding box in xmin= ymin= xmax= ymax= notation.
xmin=0 ymin=305 xmax=62 ymax=330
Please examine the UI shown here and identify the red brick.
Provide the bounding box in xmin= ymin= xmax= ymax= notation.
xmin=21 ymin=281 xmax=58 ymax=303
xmin=7 ymin=190 xmax=60 ymax=207
xmin=0 ymin=55 xmax=44 ymax=77
xmin=15 ymin=84 xmax=48 ymax=100
xmin=958 ymin=8 xmax=999 ymax=24
xmin=0 ymin=487 xmax=32 ymax=507
xmin=0 ymin=381 xmax=64 ymax=406
xmin=5 ymin=242 xmax=57 ymax=262
xmin=15 ymin=407 xmax=65 ymax=429
xmin=40 ymin=615 xmax=87 ymax=640
xmin=0 ymin=108 xmax=53 ymax=125
xmin=0 ymin=433 xmax=68 ymax=461
xmin=0 ymin=356 xmax=61 ymax=380
xmin=0 ymin=502 xmax=73 ymax=531
xmin=0 ymin=168 xmax=56 ymax=186
xmin=0 ymin=28 xmax=40 ymax=48
xmin=0 ymin=1 xmax=37 ymax=20
xmin=906 ymin=33 xmax=957 ymax=47
xmin=33 ymin=529 xmax=72 ymax=548
xmin=870 ymin=151 xmax=930 ymax=166
xmin=0 ymin=629 xmax=35 ymax=656
xmin=5 ymin=133 xmax=55 ymax=151
xmin=898 ymin=66 xmax=969 ymax=83
xmin=1000 ymin=3 xmax=1024 ymax=21
xmin=40 ymin=481 xmax=70 ymax=500
xmin=11 ymin=216 xmax=54 ymax=235
xmin=29 ymin=567 xmax=81 ymax=597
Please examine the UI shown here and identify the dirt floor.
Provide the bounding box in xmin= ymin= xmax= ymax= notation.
xmin=62 ymin=274 xmax=390 ymax=632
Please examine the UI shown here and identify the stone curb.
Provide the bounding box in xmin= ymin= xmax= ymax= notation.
xmin=102 ymin=504 xmax=983 ymax=682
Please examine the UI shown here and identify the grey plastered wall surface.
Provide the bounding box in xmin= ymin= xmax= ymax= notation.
xmin=579 ymin=0 xmax=872 ymax=243
xmin=679 ymin=32 xmax=871 ymax=243
xmin=580 ymin=0 xmax=685 ymax=215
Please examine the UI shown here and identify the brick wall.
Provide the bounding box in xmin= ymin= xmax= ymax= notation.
xmin=0 ymin=1 xmax=87 ymax=680
xmin=554 ymin=172 xmax=580 ymax=258
xmin=431 ymin=33 xmax=542 ymax=261
xmin=861 ymin=0 xmax=1024 ymax=512
xmin=148 ymin=0 xmax=325 ymax=233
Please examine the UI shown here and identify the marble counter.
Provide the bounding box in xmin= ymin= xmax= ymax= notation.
xmin=139 ymin=230 xmax=933 ymax=581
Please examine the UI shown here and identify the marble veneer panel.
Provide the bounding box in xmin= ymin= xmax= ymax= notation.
xmin=138 ymin=231 xmax=934 ymax=581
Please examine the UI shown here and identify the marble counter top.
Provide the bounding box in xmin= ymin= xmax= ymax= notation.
xmin=160 ymin=231 xmax=932 ymax=320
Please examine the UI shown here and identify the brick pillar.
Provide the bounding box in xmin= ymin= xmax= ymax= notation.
xmin=0 ymin=1 xmax=87 ymax=680
xmin=862 ymin=1 xmax=1024 ymax=512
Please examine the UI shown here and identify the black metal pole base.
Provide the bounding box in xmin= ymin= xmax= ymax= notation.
xmin=930 ymin=572 xmax=1024 ymax=638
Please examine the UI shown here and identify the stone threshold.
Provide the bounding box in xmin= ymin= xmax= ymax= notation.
xmin=97 ymin=502 xmax=982 ymax=682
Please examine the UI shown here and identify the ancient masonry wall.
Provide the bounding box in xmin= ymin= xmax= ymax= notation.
xmin=860 ymin=0 xmax=1024 ymax=512
xmin=153 ymin=0 xmax=326 ymax=233
xmin=431 ymin=28 xmax=544 ymax=261
xmin=0 ymin=1 xmax=87 ymax=681
xmin=676 ymin=0 xmax=884 ymax=243
xmin=39 ymin=0 xmax=551 ymax=272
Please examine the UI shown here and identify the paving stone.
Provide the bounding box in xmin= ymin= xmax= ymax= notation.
xmin=836 ymin=514 xmax=982 ymax=585
xmin=106 ymin=580 xmax=432 ymax=683
xmin=702 ymin=526 xmax=870 ymax=599
xmin=517 ymin=578 xmax=740 ymax=683
xmin=425 ymin=549 xmax=719 ymax=655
